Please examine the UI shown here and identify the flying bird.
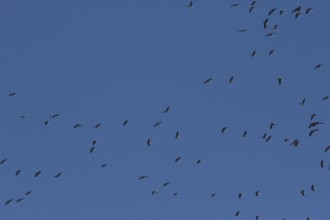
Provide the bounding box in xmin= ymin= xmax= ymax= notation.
xmin=123 ymin=120 xmax=129 ymax=126
xmin=320 ymin=160 xmax=325 ymax=168
xmin=239 ymin=29 xmax=248 ymax=33
xmin=235 ymin=211 xmax=240 ymax=216
xmin=309 ymin=129 xmax=319 ymax=137
xmin=0 ymin=159 xmax=7 ymax=165
xmin=277 ymin=77 xmax=282 ymax=85
xmin=101 ymin=164 xmax=107 ymax=168
xmin=324 ymin=146 xmax=330 ymax=152
xmin=204 ymin=78 xmax=213 ymax=84
xmin=73 ymin=123 xmax=83 ymax=128
xmin=299 ymin=98 xmax=306 ymax=105
xmin=322 ymin=96 xmax=329 ymax=101
xmin=279 ymin=9 xmax=285 ymax=15
xmin=221 ymin=127 xmax=228 ymax=134
xmin=138 ymin=176 xmax=148 ymax=180
xmin=266 ymin=32 xmax=275 ymax=37
xmin=228 ymin=76 xmax=234 ymax=83
xmin=230 ymin=3 xmax=241 ymax=7
xmin=196 ymin=159 xmax=202 ymax=164
xmin=238 ymin=192 xmax=244 ymax=199
xmin=44 ymin=120 xmax=49 ymax=126
xmin=305 ymin=7 xmax=313 ymax=14
xmin=93 ymin=123 xmax=101 ymax=129
xmin=49 ymin=114 xmax=59 ymax=118
xmin=173 ymin=192 xmax=179 ymax=196
xmin=16 ymin=198 xmax=24 ymax=203
xmin=4 ymin=199 xmax=13 ymax=205
xmin=292 ymin=6 xmax=302 ymax=13
xmin=265 ymin=135 xmax=272 ymax=142
xmin=89 ymin=147 xmax=95 ymax=153
xmin=15 ymin=170 xmax=21 ymax=176
xmin=8 ymin=92 xmax=17 ymax=96
xmin=251 ymin=50 xmax=257 ymax=57
xmin=314 ymin=64 xmax=322 ymax=69
xmin=25 ymin=191 xmax=32 ymax=196
xmin=147 ymin=138 xmax=151 ymax=147
xmin=310 ymin=114 xmax=317 ymax=121
xmin=268 ymin=8 xmax=277 ymax=16
xmin=211 ymin=193 xmax=217 ymax=197
xmin=54 ymin=172 xmax=62 ymax=178
xmin=187 ymin=1 xmax=193 ymax=8
xmin=249 ymin=6 xmax=255 ymax=13
xmin=151 ymin=190 xmax=159 ymax=195
xmin=163 ymin=106 xmax=170 ymax=113
xmin=153 ymin=121 xmax=162 ymax=127
xmin=263 ymin=18 xmax=269 ymax=29
xmin=270 ymin=122 xmax=278 ymax=129
xmin=242 ymin=130 xmax=247 ymax=138
xmin=311 ymin=185 xmax=316 ymax=192
xmin=301 ymin=189 xmax=305 ymax=196
xmin=269 ymin=49 xmax=275 ymax=56
xmin=34 ymin=170 xmax=41 ymax=178
xmin=255 ymin=190 xmax=261 ymax=197
xmin=175 ymin=157 xmax=182 ymax=163
xmin=175 ymin=131 xmax=180 ymax=139
xmin=163 ymin=182 xmax=170 ymax=187
xmin=308 ymin=121 xmax=323 ymax=128
xmin=92 ymin=140 xmax=97 ymax=146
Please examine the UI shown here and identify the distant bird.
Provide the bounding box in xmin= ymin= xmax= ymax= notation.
xmin=196 ymin=159 xmax=202 ymax=164
xmin=242 ymin=130 xmax=247 ymax=138
xmin=175 ymin=157 xmax=182 ymax=163
xmin=311 ymin=185 xmax=316 ymax=192
xmin=8 ymin=92 xmax=17 ymax=96
xmin=268 ymin=8 xmax=277 ymax=16
xmin=269 ymin=49 xmax=275 ymax=56
xmin=238 ymin=192 xmax=244 ymax=199
xmin=266 ymin=32 xmax=275 ymax=37
xmin=49 ymin=114 xmax=59 ymax=118
xmin=173 ymin=192 xmax=179 ymax=196
xmin=187 ymin=1 xmax=193 ymax=8
xmin=292 ymin=6 xmax=302 ymax=13
xmin=101 ymin=164 xmax=107 ymax=168
xmin=324 ymin=146 xmax=330 ymax=152
xmin=151 ymin=190 xmax=158 ymax=195
xmin=265 ymin=135 xmax=272 ymax=142
xmin=277 ymin=77 xmax=282 ymax=85
xmin=262 ymin=133 xmax=267 ymax=139
xmin=230 ymin=3 xmax=241 ymax=7
xmin=4 ymin=199 xmax=13 ymax=205
xmin=221 ymin=127 xmax=228 ymax=134
xmin=270 ymin=122 xmax=278 ymax=129
xmin=138 ymin=176 xmax=148 ymax=180
xmin=295 ymin=12 xmax=301 ymax=19
xmin=307 ymin=217 xmax=312 ymax=220
xmin=175 ymin=131 xmax=180 ymax=139
xmin=309 ymin=129 xmax=319 ymax=137
xmin=299 ymin=98 xmax=306 ymax=105
xmin=255 ymin=190 xmax=261 ymax=197
xmin=301 ymin=189 xmax=305 ymax=196
xmin=263 ymin=18 xmax=269 ymax=29
xmin=320 ymin=160 xmax=325 ymax=168
xmin=163 ymin=182 xmax=170 ymax=187
xmin=16 ymin=198 xmax=24 ymax=203
xmin=322 ymin=96 xmax=329 ymax=101
xmin=239 ymin=29 xmax=248 ymax=33
xmin=310 ymin=114 xmax=317 ymax=121
xmin=290 ymin=139 xmax=300 ymax=147
xmin=228 ymin=76 xmax=234 ymax=83
xmin=314 ymin=64 xmax=322 ymax=69
xmin=250 ymin=1 xmax=257 ymax=6
xmin=123 ymin=120 xmax=129 ymax=126
xmin=147 ymin=138 xmax=151 ymax=147
xmin=249 ymin=6 xmax=255 ymax=13
xmin=73 ymin=123 xmax=83 ymax=128
xmin=284 ymin=138 xmax=289 ymax=142
xmin=305 ymin=7 xmax=313 ymax=14
xmin=15 ymin=170 xmax=21 ymax=176
xmin=89 ymin=147 xmax=95 ymax=153
xmin=256 ymin=216 xmax=260 ymax=220
xmin=272 ymin=24 xmax=278 ymax=30
xmin=279 ymin=9 xmax=285 ymax=15
xmin=211 ymin=193 xmax=217 ymax=197
xmin=163 ymin=106 xmax=170 ymax=113
xmin=235 ymin=211 xmax=240 ymax=216
xmin=92 ymin=140 xmax=97 ymax=146
xmin=25 ymin=191 xmax=32 ymax=196
xmin=0 ymin=159 xmax=7 ymax=165
xmin=308 ymin=121 xmax=323 ymax=128
xmin=43 ymin=120 xmax=49 ymax=126
xmin=93 ymin=123 xmax=101 ymax=129
xmin=54 ymin=172 xmax=62 ymax=178
xmin=204 ymin=78 xmax=213 ymax=84
xmin=153 ymin=121 xmax=162 ymax=127
xmin=34 ymin=170 xmax=41 ymax=178
xmin=20 ymin=115 xmax=28 ymax=119
xmin=251 ymin=50 xmax=257 ymax=57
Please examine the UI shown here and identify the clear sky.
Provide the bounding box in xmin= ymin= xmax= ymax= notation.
xmin=0 ymin=0 xmax=329 ymax=219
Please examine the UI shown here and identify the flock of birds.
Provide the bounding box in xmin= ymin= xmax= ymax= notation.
xmin=1 ymin=1 xmax=328 ymax=220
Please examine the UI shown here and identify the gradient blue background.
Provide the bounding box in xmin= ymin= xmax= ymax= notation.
xmin=0 ymin=0 xmax=329 ymax=219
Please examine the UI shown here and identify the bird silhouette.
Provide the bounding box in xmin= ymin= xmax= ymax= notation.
xmin=147 ymin=138 xmax=151 ymax=147
xmin=163 ymin=106 xmax=170 ymax=113
xmin=8 ymin=92 xmax=17 ymax=96
xmin=268 ymin=8 xmax=277 ymax=16
xmin=153 ymin=121 xmax=162 ymax=127
xmin=263 ymin=18 xmax=269 ymax=29
xmin=204 ymin=78 xmax=213 ymax=84
xmin=54 ymin=172 xmax=62 ymax=178
xmin=15 ymin=170 xmax=21 ymax=176
xmin=89 ymin=147 xmax=95 ymax=153
xmin=175 ymin=157 xmax=182 ymax=163
xmin=93 ymin=123 xmax=101 ymax=129
xmin=49 ymin=114 xmax=59 ymax=118
xmin=73 ymin=123 xmax=83 ymax=128
xmin=138 ymin=176 xmax=148 ymax=180
xmin=34 ymin=170 xmax=41 ymax=178
xmin=4 ymin=199 xmax=13 ymax=205
xmin=324 ymin=146 xmax=330 ymax=152
xmin=309 ymin=129 xmax=319 ymax=137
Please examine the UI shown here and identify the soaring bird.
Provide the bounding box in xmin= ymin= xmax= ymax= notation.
xmin=175 ymin=157 xmax=182 ymax=163
xmin=89 ymin=147 xmax=95 ymax=153
xmin=163 ymin=182 xmax=170 ymax=187
xmin=239 ymin=29 xmax=248 ymax=33
xmin=93 ymin=123 xmax=101 ymax=129
xmin=16 ymin=198 xmax=24 ymax=203
xmin=204 ymin=78 xmax=213 ymax=84
xmin=295 ymin=12 xmax=301 ymax=19
xmin=8 ymin=92 xmax=17 ymax=96
xmin=292 ymin=6 xmax=302 ymax=13
xmin=101 ymin=164 xmax=107 ymax=168
xmin=235 ymin=211 xmax=240 ymax=216
xmin=272 ymin=24 xmax=279 ymax=30
xmin=92 ymin=140 xmax=97 ymax=146
xmin=266 ymin=32 xmax=275 ymax=37
xmin=34 ymin=170 xmax=41 ymax=178
xmin=242 ymin=130 xmax=247 ymax=138
xmin=54 ymin=172 xmax=62 ymax=178
xmin=269 ymin=49 xmax=275 ymax=55
xmin=173 ymin=192 xmax=179 ymax=196
xmin=265 ymin=135 xmax=272 ymax=142
xmin=249 ymin=6 xmax=255 ymax=13
xmin=290 ymin=139 xmax=300 ymax=147
xmin=279 ymin=9 xmax=285 ymax=15
xmin=211 ymin=193 xmax=217 ymax=197
xmin=73 ymin=123 xmax=83 ymax=128
xmin=25 ymin=191 xmax=32 ymax=196
xmin=221 ymin=127 xmax=228 ymax=134
xmin=153 ymin=121 xmax=162 ymax=127
xmin=228 ymin=76 xmax=234 ymax=83
xmin=314 ymin=64 xmax=322 ymax=69
xmin=322 ymin=96 xmax=329 ymax=101
xmin=4 ymin=199 xmax=13 ymax=205
xmin=250 ymin=1 xmax=257 ymax=6
xmin=147 ymin=138 xmax=151 ymax=147
xmin=151 ymin=190 xmax=158 ymax=195
xmin=270 ymin=122 xmax=278 ymax=129
xmin=187 ymin=1 xmax=193 ymax=8
xmin=324 ymin=146 xmax=330 ymax=152
xmin=15 ymin=170 xmax=21 ymax=176
xmin=262 ymin=133 xmax=267 ymax=139
xmin=320 ymin=160 xmax=325 ymax=168
xmin=196 ymin=159 xmax=202 ymax=164
xmin=268 ymin=8 xmax=277 ymax=16
xmin=277 ymin=77 xmax=282 ymax=85
xmin=305 ymin=7 xmax=313 ymax=14
xmin=138 ymin=176 xmax=148 ymax=180
xmin=123 ymin=120 xmax=129 ymax=126
xmin=49 ymin=114 xmax=59 ymax=118
xmin=310 ymin=114 xmax=317 ymax=121
xmin=238 ymin=192 xmax=244 ymax=199
xmin=230 ymin=3 xmax=241 ymax=7
xmin=311 ymin=185 xmax=316 ymax=192
xmin=251 ymin=50 xmax=257 ymax=57
xmin=263 ymin=18 xmax=269 ymax=29
xmin=299 ymin=98 xmax=306 ymax=105
xmin=301 ymin=190 xmax=305 ymax=196
xmin=163 ymin=106 xmax=170 ymax=113
xmin=308 ymin=121 xmax=323 ymax=128
xmin=255 ymin=190 xmax=261 ymax=197
xmin=20 ymin=115 xmax=28 ymax=119
xmin=0 ymin=159 xmax=7 ymax=165
xmin=256 ymin=216 xmax=260 ymax=220
xmin=309 ymin=129 xmax=319 ymax=137
xmin=175 ymin=131 xmax=180 ymax=139
xmin=44 ymin=120 xmax=49 ymax=126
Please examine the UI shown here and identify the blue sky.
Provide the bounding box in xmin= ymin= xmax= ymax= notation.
xmin=0 ymin=0 xmax=329 ymax=219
